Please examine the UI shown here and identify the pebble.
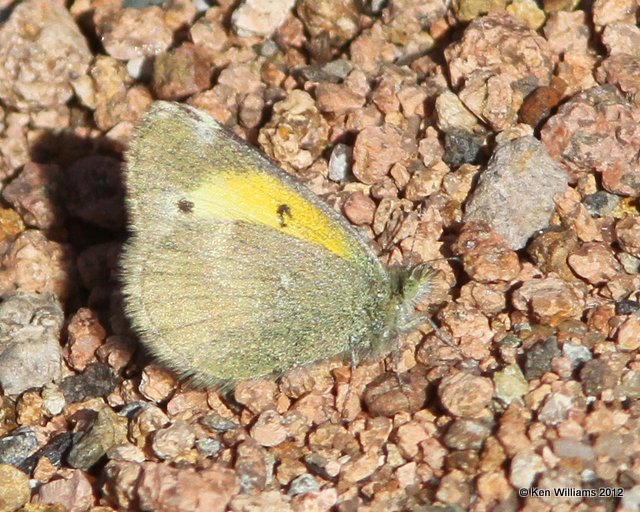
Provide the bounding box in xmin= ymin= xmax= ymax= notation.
xmin=234 ymin=380 xmax=278 ymax=415
xmin=0 ymin=426 xmax=38 ymax=467
xmin=464 ymin=136 xmax=568 ymax=250
xmin=352 ymin=124 xmax=409 ymax=185
xmin=438 ymin=373 xmax=494 ymax=417
xmin=561 ymin=342 xmax=592 ymax=369
xmin=0 ymin=0 xmax=91 ymax=110
xmin=33 ymin=469 xmax=94 ymax=511
xmin=616 ymin=215 xmax=640 ymax=258
xmin=443 ymin=419 xmax=492 ymax=450
xmin=567 ymin=242 xmax=622 ymax=285
xmin=327 ymin=143 xmax=353 ymax=182
xmin=0 ymin=292 xmax=64 ymax=395
xmin=580 ymin=359 xmax=618 ymax=396
xmin=97 ymin=5 xmax=173 ymax=60
xmin=444 ymin=13 xmax=553 ymax=130
xmin=0 ymin=231 xmax=77 ymax=300
xmin=235 ymin=439 xmax=269 ymax=493
xmin=0 ymin=464 xmax=30 ymax=512
xmin=152 ymin=44 xmax=211 ymax=101
xmin=288 ymin=472 xmax=320 ymax=496
xmin=258 ymin=90 xmax=329 ymax=172
xmin=493 ymin=364 xmax=528 ymax=405
xmin=67 ymin=407 xmax=128 ymax=470
xmin=64 ymin=308 xmax=106 ymax=372
xmin=340 ymin=451 xmax=382 ymax=483
xmin=443 ymin=128 xmax=486 ymax=165
xmin=454 ymin=222 xmax=521 ymax=282
xmin=59 ymin=363 xmax=118 ymax=404
xmin=137 ymin=462 xmax=239 ymax=512
xmin=541 ymin=85 xmax=640 ymax=197
xmin=231 ymin=0 xmax=295 ymax=38
xmin=2 ymin=162 xmax=65 ymax=231
xmin=363 ymin=370 xmax=429 ymax=417
xmin=509 ymin=450 xmax=545 ymax=489
xmin=250 ymin=410 xmax=288 ymax=448
xmin=152 ymin=420 xmax=196 ymax=460
xmin=512 ymin=277 xmax=585 ymax=326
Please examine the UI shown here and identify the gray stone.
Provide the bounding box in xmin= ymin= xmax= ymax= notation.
xmin=0 ymin=292 xmax=64 ymax=395
xmin=464 ymin=135 xmax=568 ymax=250
xmin=0 ymin=427 xmax=38 ymax=466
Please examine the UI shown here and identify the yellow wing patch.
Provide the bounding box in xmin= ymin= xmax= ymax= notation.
xmin=189 ymin=170 xmax=356 ymax=261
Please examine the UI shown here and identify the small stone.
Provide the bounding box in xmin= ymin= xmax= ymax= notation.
xmin=509 ymin=450 xmax=545 ymax=489
xmin=328 ymin=143 xmax=352 ymax=182
xmin=443 ymin=128 xmax=486 ymax=166
xmin=201 ymin=413 xmax=240 ymax=433
xmin=258 ymin=90 xmax=329 ymax=172
xmin=64 ymin=308 xmax=106 ymax=372
xmin=0 ymin=464 xmax=30 ymax=512
xmin=235 ymin=439 xmax=268 ymax=493
xmin=436 ymin=91 xmax=480 ymax=132
xmin=33 ymin=469 xmax=94 ymax=511
xmin=42 ymin=386 xmax=66 ymax=416
xmin=512 ymin=277 xmax=585 ymax=326
xmin=152 ymin=44 xmax=211 ymax=100
xmin=0 ymin=231 xmax=77 ymax=300
xmin=443 ymin=419 xmax=492 ymax=450
xmin=438 ymin=373 xmax=493 ymax=417
xmin=454 ymin=223 xmax=521 ymax=282
xmin=342 ymin=192 xmax=376 ymax=227
xmin=60 ymin=363 xmax=118 ymax=404
xmin=2 ymin=162 xmax=65 ymax=231
xmin=617 ymin=315 xmax=640 ymax=351
xmin=315 ymin=82 xmax=366 ymax=115
xmin=352 ymin=124 xmax=409 ymax=185
xmin=234 ymin=380 xmax=278 ymax=415
xmin=231 ymin=0 xmax=295 ymax=38
xmin=97 ymin=6 xmax=173 ymax=60
xmin=583 ymin=191 xmax=620 ymax=218
xmin=152 ymin=420 xmax=196 ymax=460
xmin=452 ymin=0 xmax=507 ymax=22
xmin=251 ymin=410 xmax=288 ymax=447
xmin=538 ymin=392 xmax=573 ymax=425
xmin=445 ymin=13 xmax=553 ymax=130
xmin=616 ymin=215 xmax=640 ymax=258
xmin=0 ymin=426 xmax=38 ymax=466
xmin=139 ymin=364 xmax=177 ymax=403
xmin=0 ymin=0 xmax=91 ymax=110
xmin=567 ymin=242 xmax=621 ymax=285
xmin=493 ymin=364 xmax=528 ymax=404
xmin=196 ymin=437 xmax=222 ymax=458
xmin=580 ymin=359 xmax=618 ymax=396
xmin=297 ymin=0 xmax=359 ymax=47
xmin=541 ymin=86 xmax=640 ymax=197
xmin=363 ymin=370 xmax=428 ymax=417
xmin=19 ymin=432 xmax=73 ymax=475
xmin=464 ymin=136 xmax=568 ymax=250
xmin=524 ymin=337 xmax=560 ymax=380
xmin=340 ymin=451 xmax=382 ymax=483
xmin=562 ymin=342 xmax=592 ymax=369
xmin=137 ymin=462 xmax=239 ymax=512
xmin=0 ymin=292 xmax=64 ymax=395
xmin=288 ymin=472 xmax=320 ymax=496
xmin=67 ymin=407 xmax=128 ymax=470
xmin=507 ymin=0 xmax=546 ymax=29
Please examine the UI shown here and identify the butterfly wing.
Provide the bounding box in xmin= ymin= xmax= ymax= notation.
xmin=122 ymin=102 xmax=392 ymax=384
